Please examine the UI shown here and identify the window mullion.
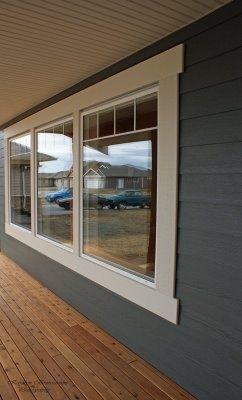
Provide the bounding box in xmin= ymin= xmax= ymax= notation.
xmin=30 ymin=127 xmax=36 ymax=236
xmin=73 ymin=110 xmax=80 ymax=256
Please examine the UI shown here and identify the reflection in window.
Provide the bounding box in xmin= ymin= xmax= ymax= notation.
xmin=99 ymin=108 xmax=114 ymax=137
xmin=83 ymin=113 xmax=97 ymax=140
xmin=136 ymin=93 xmax=157 ymax=130
xmin=37 ymin=121 xmax=73 ymax=247
xmin=116 ymin=101 xmax=134 ymax=134
xmin=10 ymin=134 xmax=31 ymax=230
xmin=82 ymin=92 xmax=157 ymax=280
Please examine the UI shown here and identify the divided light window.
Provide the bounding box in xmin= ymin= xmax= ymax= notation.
xmin=36 ymin=120 xmax=73 ymax=247
xmin=82 ymin=90 xmax=157 ymax=280
xmin=9 ymin=133 xmax=31 ymax=230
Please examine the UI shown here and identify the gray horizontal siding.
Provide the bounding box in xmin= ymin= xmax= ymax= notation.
xmin=179 ymin=202 xmax=242 ymax=237
xmin=180 ymin=142 xmax=242 ymax=173
xmin=177 ymin=253 xmax=241 ymax=300
xmin=180 ymin=108 xmax=242 ymax=146
xmin=180 ymin=173 xmax=242 ymax=205
xmin=177 ymin=8 xmax=242 ymax=398
xmin=181 ymin=45 xmax=242 ymax=93
xmin=181 ymin=77 xmax=242 ymax=119
xmin=0 ymin=4 xmax=242 ymax=400
xmin=185 ymin=13 xmax=242 ymax=66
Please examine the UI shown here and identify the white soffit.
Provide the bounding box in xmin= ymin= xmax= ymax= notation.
xmin=0 ymin=0 xmax=231 ymax=127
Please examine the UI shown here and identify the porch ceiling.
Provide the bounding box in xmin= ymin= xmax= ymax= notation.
xmin=0 ymin=0 xmax=231 ymax=128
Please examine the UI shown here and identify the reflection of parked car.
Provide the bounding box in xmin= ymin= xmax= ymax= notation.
xmin=107 ymin=190 xmax=151 ymax=209
xmin=45 ymin=187 xmax=73 ymax=203
xmin=58 ymin=193 xmax=114 ymax=210
xmin=58 ymin=197 xmax=73 ymax=210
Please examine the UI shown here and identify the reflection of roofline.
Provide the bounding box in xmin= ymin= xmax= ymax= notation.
xmin=11 ymin=142 xmax=56 ymax=163
xmin=84 ymin=168 xmax=104 ymax=177
xmin=84 ymin=163 xmax=150 ymax=178
xmin=10 ymin=151 xmax=55 ymax=164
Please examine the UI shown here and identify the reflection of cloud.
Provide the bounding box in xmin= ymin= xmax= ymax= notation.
xmin=39 ymin=159 xmax=72 ymax=173
xmin=84 ymin=141 xmax=151 ymax=169
xmin=38 ymin=133 xmax=72 ymax=155
xmin=38 ymin=134 xmax=73 ymax=172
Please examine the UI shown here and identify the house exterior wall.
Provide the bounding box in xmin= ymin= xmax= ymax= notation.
xmin=0 ymin=3 xmax=242 ymax=400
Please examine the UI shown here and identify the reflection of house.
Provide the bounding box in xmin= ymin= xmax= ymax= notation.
xmin=11 ymin=143 xmax=54 ymax=212
xmin=38 ymin=167 xmax=73 ymax=189
xmin=38 ymin=173 xmax=54 ymax=188
xmin=83 ymin=162 xmax=151 ymax=190
xmin=53 ymin=170 xmax=71 ymax=189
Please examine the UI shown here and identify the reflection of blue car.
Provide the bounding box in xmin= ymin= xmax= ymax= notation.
xmin=45 ymin=187 xmax=73 ymax=203
xmin=57 ymin=193 xmax=114 ymax=210
xmin=108 ymin=190 xmax=151 ymax=209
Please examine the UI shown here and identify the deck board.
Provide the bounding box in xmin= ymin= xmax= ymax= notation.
xmin=0 ymin=253 xmax=196 ymax=400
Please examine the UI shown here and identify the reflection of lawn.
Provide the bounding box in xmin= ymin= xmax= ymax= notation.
xmin=83 ymin=209 xmax=154 ymax=278
xmin=38 ymin=202 xmax=73 ymax=247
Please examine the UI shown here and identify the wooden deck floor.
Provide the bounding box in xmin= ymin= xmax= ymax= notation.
xmin=0 ymin=253 xmax=195 ymax=400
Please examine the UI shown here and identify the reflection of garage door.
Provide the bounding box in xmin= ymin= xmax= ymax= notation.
xmin=85 ymin=178 xmax=104 ymax=189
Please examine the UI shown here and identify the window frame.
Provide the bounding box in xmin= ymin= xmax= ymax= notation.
xmin=4 ymin=44 xmax=183 ymax=324
xmin=8 ymin=130 xmax=33 ymax=233
xmin=80 ymin=86 xmax=158 ymax=285
xmin=34 ymin=116 xmax=74 ymax=251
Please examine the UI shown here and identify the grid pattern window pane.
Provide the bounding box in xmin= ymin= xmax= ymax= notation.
xmin=136 ymin=93 xmax=157 ymax=130
xmin=82 ymin=91 xmax=158 ymax=280
xmin=37 ymin=121 xmax=73 ymax=247
xmin=99 ymin=109 xmax=114 ymax=137
xmin=9 ymin=134 xmax=31 ymax=230
xmin=116 ymin=101 xmax=134 ymax=134
xmin=83 ymin=113 xmax=97 ymax=140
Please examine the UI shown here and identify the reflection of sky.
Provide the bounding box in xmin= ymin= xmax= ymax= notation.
xmin=38 ymin=132 xmax=73 ymax=173
xmin=13 ymin=135 xmax=31 ymax=148
xmin=84 ymin=141 xmax=151 ymax=169
xmin=38 ymin=133 xmax=151 ymax=172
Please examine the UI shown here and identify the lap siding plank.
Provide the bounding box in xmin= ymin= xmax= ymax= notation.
xmin=0 ymin=253 xmax=196 ymax=400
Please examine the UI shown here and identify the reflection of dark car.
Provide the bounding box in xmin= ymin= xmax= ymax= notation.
xmin=45 ymin=187 xmax=73 ymax=203
xmin=108 ymin=190 xmax=151 ymax=209
xmin=58 ymin=193 xmax=114 ymax=210
xmin=58 ymin=196 xmax=73 ymax=210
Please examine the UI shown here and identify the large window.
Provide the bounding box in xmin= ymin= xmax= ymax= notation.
xmin=36 ymin=120 xmax=73 ymax=247
xmin=82 ymin=91 xmax=157 ymax=280
xmin=9 ymin=133 xmax=31 ymax=230
xmin=6 ymin=44 xmax=183 ymax=323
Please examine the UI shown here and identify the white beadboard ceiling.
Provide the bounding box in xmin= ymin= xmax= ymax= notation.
xmin=0 ymin=0 xmax=230 ymax=127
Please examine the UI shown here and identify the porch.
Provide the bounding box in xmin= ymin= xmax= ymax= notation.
xmin=0 ymin=253 xmax=194 ymax=400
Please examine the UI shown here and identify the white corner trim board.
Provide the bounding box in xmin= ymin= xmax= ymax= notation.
xmin=4 ymin=44 xmax=184 ymax=324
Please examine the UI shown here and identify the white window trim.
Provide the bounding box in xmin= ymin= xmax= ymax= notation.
xmin=80 ymin=86 xmax=158 ymax=286
xmin=34 ymin=116 xmax=74 ymax=252
xmin=4 ymin=44 xmax=184 ymax=324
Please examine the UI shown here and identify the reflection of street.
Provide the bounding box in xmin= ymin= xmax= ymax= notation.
xmin=38 ymin=200 xmax=73 ymax=247
xmin=83 ymin=208 xmax=154 ymax=278
xmin=41 ymin=202 xmax=71 ymax=216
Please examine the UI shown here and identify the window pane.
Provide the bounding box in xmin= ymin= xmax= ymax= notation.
xmin=83 ymin=113 xmax=97 ymax=140
xmin=83 ymin=130 xmax=157 ymax=279
xmin=99 ymin=108 xmax=114 ymax=137
xmin=136 ymin=93 xmax=157 ymax=130
xmin=10 ymin=134 xmax=31 ymax=230
xmin=37 ymin=121 xmax=73 ymax=247
xmin=116 ymin=101 xmax=134 ymax=134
